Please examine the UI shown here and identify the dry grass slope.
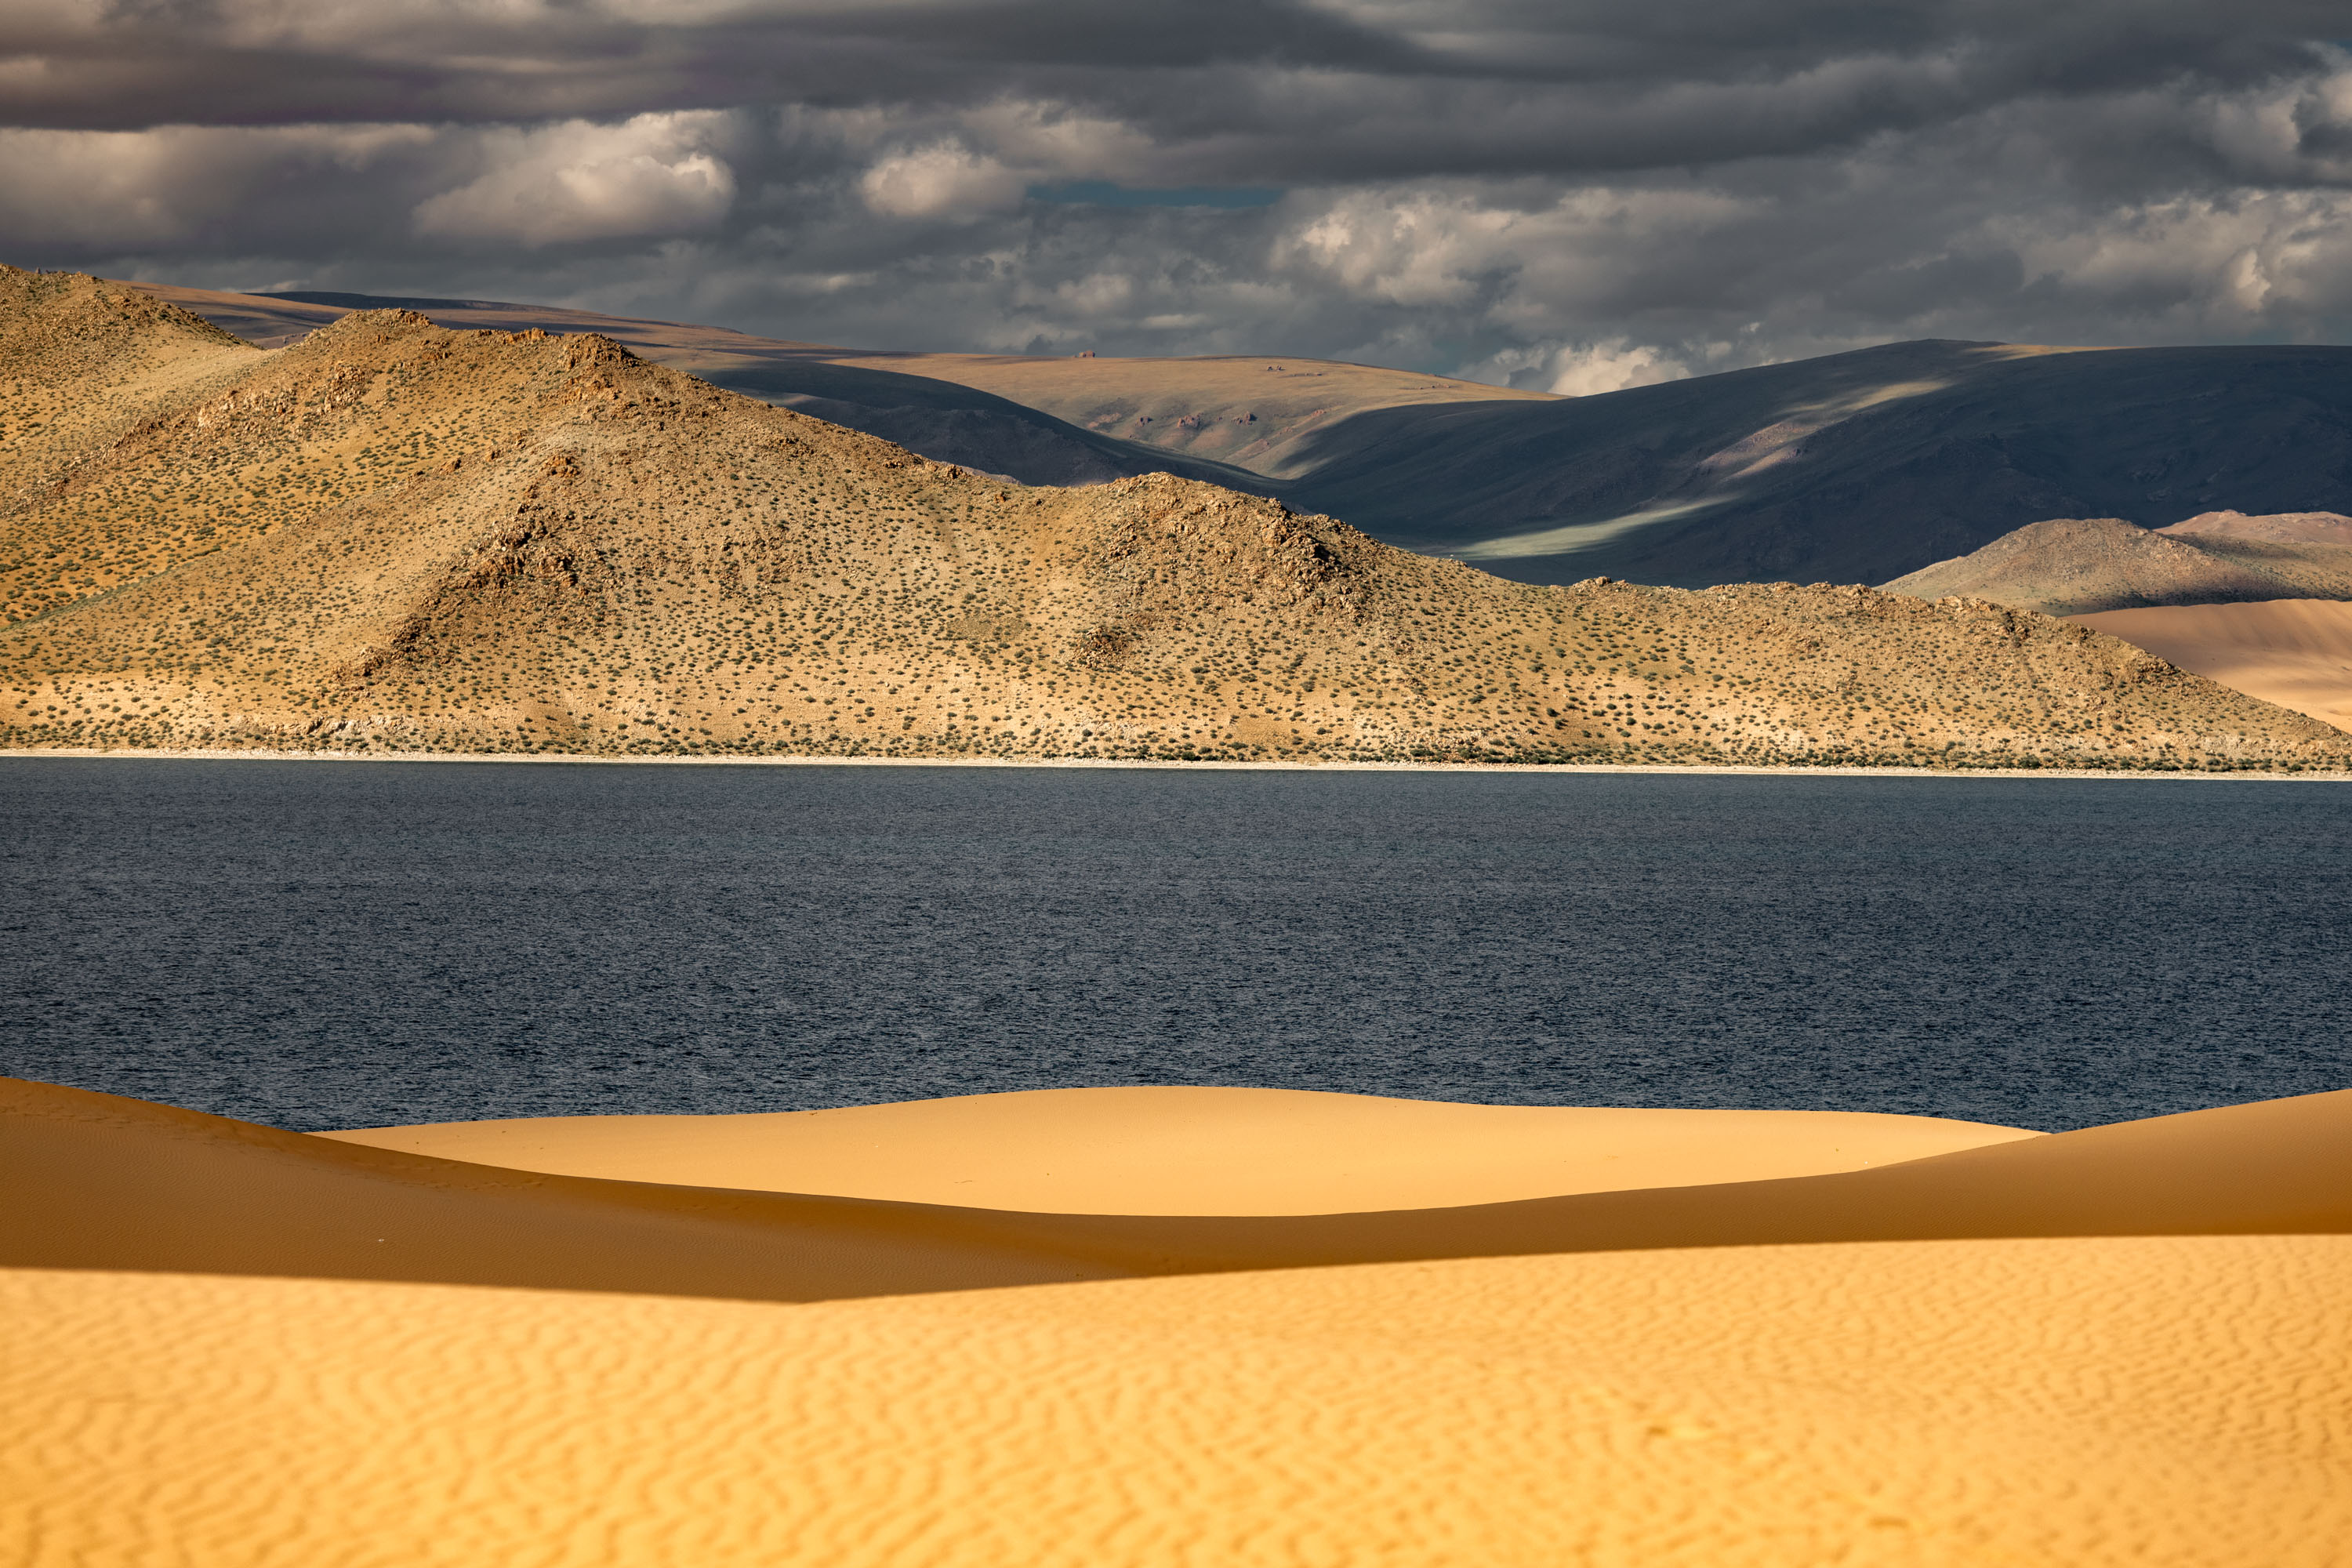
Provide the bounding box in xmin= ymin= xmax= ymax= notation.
xmin=5 ymin=268 xmax=2344 ymax=771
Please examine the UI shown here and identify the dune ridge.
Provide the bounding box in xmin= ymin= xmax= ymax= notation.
xmin=318 ymin=1086 xmax=2040 ymax=1214
xmin=8 ymin=1076 xmax=2349 ymax=1305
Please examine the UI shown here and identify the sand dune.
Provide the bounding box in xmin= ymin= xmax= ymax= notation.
xmin=2072 ymin=598 xmax=2352 ymax=729
xmin=12 ymin=1077 xmax=2349 ymax=1560
xmin=8 ymin=1077 xmax=2350 ymax=1304
xmin=319 ymin=1086 xmax=2039 ymax=1214
xmin=9 ymin=1237 xmax=2348 ymax=1565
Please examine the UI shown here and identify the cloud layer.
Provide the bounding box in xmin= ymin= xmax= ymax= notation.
xmin=4 ymin=2 xmax=2350 ymax=380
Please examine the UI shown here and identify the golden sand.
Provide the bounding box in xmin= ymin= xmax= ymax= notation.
xmin=8 ymin=1076 xmax=2350 ymax=1302
xmin=9 ymin=1237 xmax=2348 ymax=1566
xmin=318 ymin=1087 xmax=2040 ymax=1214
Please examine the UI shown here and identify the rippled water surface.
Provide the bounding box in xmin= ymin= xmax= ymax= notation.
xmin=5 ymin=757 xmax=2348 ymax=1131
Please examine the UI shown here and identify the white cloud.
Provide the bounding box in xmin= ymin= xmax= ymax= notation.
xmin=1541 ymin=340 xmax=1690 ymax=396
xmin=413 ymin=114 xmax=737 ymax=245
xmin=858 ymin=143 xmax=1023 ymax=220
xmin=1981 ymin=188 xmax=2352 ymax=336
xmin=1276 ymin=191 xmax=1520 ymax=307
xmin=1453 ymin=338 xmax=1692 ymax=394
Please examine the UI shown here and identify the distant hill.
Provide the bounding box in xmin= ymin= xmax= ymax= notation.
xmin=1882 ymin=512 xmax=2352 ymax=615
xmin=815 ymin=347 xmax=1555 ymax=477
xmin=131 ymin=282 xmax=1550 ymax=521
xmin=838 ymin=336 xmax=2352 ymax=588
xmin=1243 ymin=342 xmax=2352 ymax=589
xmin=6 ymin=266 xmax=2343 ymax=772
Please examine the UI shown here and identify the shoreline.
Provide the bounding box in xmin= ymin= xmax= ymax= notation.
xmin=4 ymin=743 xmax=2348 ymax=780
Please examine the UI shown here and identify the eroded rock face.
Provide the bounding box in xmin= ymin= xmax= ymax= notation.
xmin=3 ymin=268 xmax=2343 ymax=772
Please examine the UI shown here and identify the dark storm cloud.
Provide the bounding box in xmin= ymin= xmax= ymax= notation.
xmin=4 ymin=2 xmax=2351 ymax=383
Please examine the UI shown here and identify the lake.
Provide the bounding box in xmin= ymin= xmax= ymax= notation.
xmin=5 ymin=758 xmax=2347 ymax=1132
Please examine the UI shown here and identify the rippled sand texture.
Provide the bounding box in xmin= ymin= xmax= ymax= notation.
xmin=318 ymin=1086 xmax=2043 ymax=1214
xmin=9 ymin=1238 xmax=2350 ymax=1567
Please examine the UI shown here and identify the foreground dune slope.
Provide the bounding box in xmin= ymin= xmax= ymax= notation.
xmin=7 ymin=1079 xmax=2350 ymax=1302
xmin=318 ymin=1086 xmax=2041 ymax=1214
xmin=8 ymin=1237 xmax=2349 ymax=1566
xmin=0 ymin=1077 xmax=1136 ymax=1301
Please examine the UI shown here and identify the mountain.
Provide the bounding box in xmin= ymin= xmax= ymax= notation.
xmin=760 ymin=334 xmax=2352 ymax=590
xmin=2163 ymin=509 xmax=2352 ymax=546
xmin=4 ymin=267 xmax=2343 ymax=772
xmin=1879 ymin=510 xmax=2352 ymax=731
xmin=121 ymin=281 xmax=1275 ymax=495
xmin=1880 ymin=513 xmax=2352 ymax=616
xmin=132 ymin=282 xmax=1549 ymax=488
xmin=1232 ymin=342 xmax=2352 ymax=588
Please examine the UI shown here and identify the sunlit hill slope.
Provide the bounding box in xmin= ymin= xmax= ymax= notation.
xmin=3 ymin=267 xmax=2343 ymax=771
xmin=1884 ymin=512 xmax=2352 ymax=616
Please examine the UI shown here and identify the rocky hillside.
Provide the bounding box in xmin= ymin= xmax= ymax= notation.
xmin=122 ymin=280 xmax=1274 ymax=494
xmin=3 ymin=268 xmax=2343 ymax=772
xmin=1884 ymin=514 xmax=2352 ymax=615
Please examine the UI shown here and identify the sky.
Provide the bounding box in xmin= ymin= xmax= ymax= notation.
xmin=5 ymin=2 xmax=2351 ymax=390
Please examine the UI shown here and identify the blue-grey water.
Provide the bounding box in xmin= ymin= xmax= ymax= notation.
xmin=4 ymin=758 xmax=2348 ymax=1133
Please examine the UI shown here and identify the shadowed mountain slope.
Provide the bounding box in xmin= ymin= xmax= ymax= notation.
xmin=1261 ymin=342 xmax=2352 ymax=588
xmin=815 ymin=346 xmax=1556 ymax=477
xmin=5 ymin=267 xmax=2344 ymax=771
xmin=194 ymin=286 xmax=1548 ymax=487
xmin=1882 ymin=514 xmax=2352 ymax=616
